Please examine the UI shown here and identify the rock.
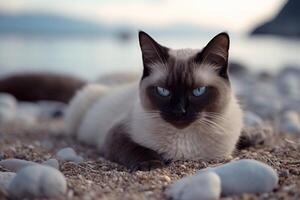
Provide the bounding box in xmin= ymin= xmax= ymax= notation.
xmin=0 ymin=172 xmax=16 ymax=191
xmin=42 ymin=159 xmax=59 ymax=169
xmin=16 ymin=112 xmax=37 ymax=126
xmin=165 ymin=171 xmax=221 ymax=200
xmin=0 ymin=159 xmax=36 ymax=172
xmin=251 ymin=0 xmax=300 ymax=38
xmin=56 ymin=147 xmax=83 ymax=163
xmin=280 ymin=111 xmax=300 ymax=134
xmin=9 ymin=165 xmax=67 ymax=198
xmin=16 ymin=102 xmax=39 ymax=126
xmin=0 ymin=107 xmax=15 ymax=124
xmin=18 ymin=102 xmax=41 ymax=117
xmin=0 ymin=93 xmax=17 ymax=109
xmin=0 ymin=158 xmax=59 ymax=172
xmin=0 ymin=93 xmax=17 ymax=124
xmin=160 ymin=175 xmax=171 ymax=182
xmin=243 ymin=111 xmax=263 ymax=127
xmin=201 ymin=159 xmax=278 ymax=196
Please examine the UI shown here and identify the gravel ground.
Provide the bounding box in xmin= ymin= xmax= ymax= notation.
xmin=0 ymin=119 xmax=299 ymax=200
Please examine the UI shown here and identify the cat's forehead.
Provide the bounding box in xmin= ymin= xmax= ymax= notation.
xmin=168 ymin=48 xmax=199 ymax=60
xmin=146 ymin=51 xmax=220 ymax=88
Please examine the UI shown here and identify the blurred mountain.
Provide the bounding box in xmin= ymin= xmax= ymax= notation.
xmin=0 ymin=13 xmax=115 ymax=36
xmin=0 ymin=12 xmax=219 ymax=38
xmin=251 ymin=0 xmax=300 ymax=38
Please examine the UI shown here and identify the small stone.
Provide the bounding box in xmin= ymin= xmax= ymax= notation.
xmin=180 ymin=164 xmax=187 ymax=170
xmin=56 ymin=147 xmax=83 ymax=163
xmin=42 ymin=159 xmax=59 ymax=169
xmin=161 ymin=175 xmax=171 ymax=182
xmin=0 ymin=93 xmax=17 ymax=124
xmin=144 ymin=191 xmax=154 ymax=197
xmin=201 ymin=159 xmax=278 ymax=196
xmin=165 ymin=171 xmax=221 ymax=200
xmin=289 ymin=168 xmax=299 ymax=175
xmin=17 ymin=102 xmax=41 ymax=117
xmin=0 ymin=159 xmax=36 ymax=172
xmin=0 ymin=93 xmax=17 ymax=109
xmin=9 ymin=165 xmax=67 ymax=198
xmin=279 ymin=170 xmax=289 ymax=178
xmin=0 ymin=172 xmax=16 ymax=191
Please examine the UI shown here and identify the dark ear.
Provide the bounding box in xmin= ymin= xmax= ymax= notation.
xmin=139 ymin=31 xmax=169 ymax=79
xmin=195 ymin=32 xmax=230 ymax=79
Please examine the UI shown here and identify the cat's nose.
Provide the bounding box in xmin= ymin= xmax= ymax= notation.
xmin=172 ymin=104 xmax=187 ymax=116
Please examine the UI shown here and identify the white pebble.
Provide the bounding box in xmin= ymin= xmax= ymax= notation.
xmin=165 ymin=172 xmax=221 ymax=200
xmin=0 ymin=93 xmax=17 ymax=109
xmin=0 ymin=159 xmax=36 ymax=172
xmin=17 ymin=102 xmax=41 ymax=117
xmin=0 ymin=172 xmax=16 ymax=191
xmin=0 ymin=93 xmax=17 ymax=124
xmin=42 ymin=159 xmax=59 ymax=169
xmin=9 ymin=165 xmax=67 ymax=198
xmin=201 ymin=159 xmax=278 ymax=196
xmin=56 ymin=147 xmax=83 ymax=163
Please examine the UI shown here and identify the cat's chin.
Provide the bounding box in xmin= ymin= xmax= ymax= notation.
xmin=166 ymin=120 xmax=195 ymax=129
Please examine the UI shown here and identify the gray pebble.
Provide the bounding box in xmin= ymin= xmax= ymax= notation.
xmin=201 ymin=159 xmax=278 ymax=196
xmin=165 ymin=171 xmax=221 ymax=200
xmin=0 ymin=172 xmax=16 ymax=191
xmin=0 ymin=93 xmax=17 ymax=124
xmin=9 ymin=165 xmax=67 ymax=198
xmin=56 ymin=147 xmax=83 ymax=163
xmin=42 ymin=159 xmax=59 ymax=169
xmin=0 ymin=159 xmax=36 ymax=172
xmin=0 ymin=93 xmax=17 ymax=109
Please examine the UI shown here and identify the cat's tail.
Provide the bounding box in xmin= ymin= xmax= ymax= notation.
xmin=64 ymin=84 xmax=108 ymax=135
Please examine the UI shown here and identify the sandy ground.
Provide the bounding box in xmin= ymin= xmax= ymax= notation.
xmin=0 ymin=119 xmax=300 ymax=200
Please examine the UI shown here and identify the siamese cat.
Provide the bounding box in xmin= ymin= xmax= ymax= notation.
xmin=65 ymin=31 xmax=243 ymax=171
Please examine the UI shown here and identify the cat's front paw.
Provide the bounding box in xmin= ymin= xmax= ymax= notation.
xmin=130 ymin=160 xmax=165 ymax=172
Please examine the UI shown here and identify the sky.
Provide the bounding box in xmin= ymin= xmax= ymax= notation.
xmin=0 ymin=0 xmax=286 ymax=33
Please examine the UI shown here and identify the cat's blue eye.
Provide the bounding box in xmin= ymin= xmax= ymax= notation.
xmin=192 ymin=87 xmax=206 ymax=97
xmin=156 ymin=86 xmax=170 ymax=97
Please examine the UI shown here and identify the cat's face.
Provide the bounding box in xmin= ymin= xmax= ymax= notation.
xmin=139 ymin=31 xmax=232 ymax=129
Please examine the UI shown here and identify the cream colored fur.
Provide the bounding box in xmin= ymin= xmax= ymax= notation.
xmin=65 ymin=49 xmax=243 ymax=161
xmin=64 ymin=84 xmax=108 ymax=135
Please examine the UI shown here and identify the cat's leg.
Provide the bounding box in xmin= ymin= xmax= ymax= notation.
xmin=103 ymin=122 xmax=166 ymax=171
xmin=64 ymin=84 xmax=108 ymax=135
xmin=237 ymin=123 xmax=274 ymax=149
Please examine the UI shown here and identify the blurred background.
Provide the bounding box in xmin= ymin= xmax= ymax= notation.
xmin=0 ymin=0 xmax=299 ymax=80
